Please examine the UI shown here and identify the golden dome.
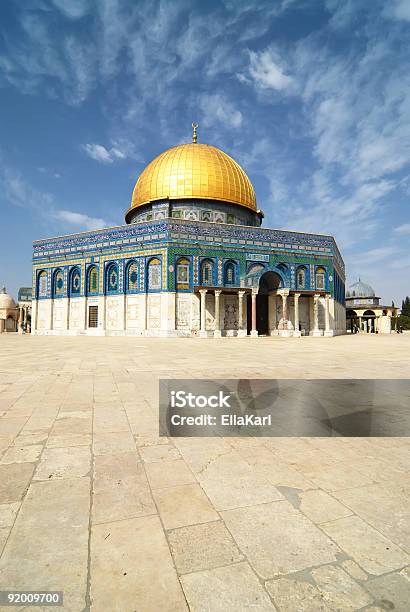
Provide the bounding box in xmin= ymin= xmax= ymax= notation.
xmin=126 ymin=143 xmax=256 ymax=221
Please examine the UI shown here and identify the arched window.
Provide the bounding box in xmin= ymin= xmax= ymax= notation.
xmin=147 ymin=257 xmax=161 ymax=290
xmin=126 ymin=261 xmax=139 ymax=293
xmin=176 ymin=258 xmax=190 ymax=290
xmin=296 ymin=267 xmax=306 ymax=289
xmin=87 ymin=266 xmax=99 ymax=296
xmin=69 ymin=267 xmax=81 ymax=296
xmin=200 ymin=259 xmax=214 ymax=286
xmin=224 ymin=261 xmax=236 ymax=286
xmin=105 ymin=262 xmax=119 ymax=294
xmin=37 ymin=271 xmax=47 ymax=298
xmin=315 ymin=267 xmax=326 ymax=290
xmin=53 ymin=269 xmax=64 ymax=297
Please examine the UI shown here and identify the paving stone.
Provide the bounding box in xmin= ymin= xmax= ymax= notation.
xmin=0 ymin=437 xmax=13 ymax=455
xmin=168 ymin=520 xmax=244 ymax=574
xmin=93 ymin=431 xmax=136 ymax=455
xmin=181 ymin=561 xmax=276 ymax=611
xmin=302 ymin=462 xmax=374 ymax=492
xmin=139 ymin=444 xmax=181 ymax=463
xmin=1 ymin=444 xmax=43 ymax=464
xmin=0 ymin=502 xmax=20 ymax=528
xmin=333 ymin=483 xmax=410 ymax=553
xmin=365 ymin=572 xmax=410 ymax=612
xmin=341 ymin=559 xmax=368 ymax=581
xmin=34 ymin=446 xmax=91 ymax=480
xmin=0 ymin=417 xmax=27 ymax=436
xmin=51 ymin=416 xmax=92 ymax=435
xmin=12 ymin=432 xmax=48 ymax=446
xmin=153 ymin=484 xmax=219 ymax=529
xmin=92 ymin=452 xmax=156 ymax=524
xmin=311 ymin=564 xmax=373 ymax=610
xmin=400 ymin=565 xmax=410 ymax=580
xmin=245 ymin=453 xmax=317 ymax=491
xmin=145 ymin=458 xmax=196 ymax=489
xmin=90 ymin=515 xmax=187 ymax=611
xmin=93 ymin=410 xmax=130 ymax=433
xmin=134 ymin=433 xmax=171 ymax=447
xmin=0 ymin=526 xmax=10 ymax=553
xmin=321 ymin=515 xmax=410 ymax=575
xmin=265 ymin=576 xmax=331 ymax=611
xmin=0 ymin=478 xmax=90 ymax=611
xmin=299 ymin=489 xmax=353 ymax=524
xmin=222 ymin=501 xmax=340 ymax=579
xmin=199 ymin=473 xmax=284 ymax=511
xmin=46 ymin=433 xmax=92 ymax=448
xmin=0 ymin=463 xmax=35 ymax=503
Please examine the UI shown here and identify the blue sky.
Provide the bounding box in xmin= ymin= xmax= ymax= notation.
xmin=1 ymin=0 xmax=409 ymax=304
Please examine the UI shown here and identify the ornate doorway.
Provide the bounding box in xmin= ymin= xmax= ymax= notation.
xmin=247 ymin=271 xmax=282 ymax=335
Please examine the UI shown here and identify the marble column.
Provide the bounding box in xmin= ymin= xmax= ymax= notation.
xmin=310 ymin=293 xmax=322 ymax=336
xmin=268 ymin=293 xmax=277 ymax=335
xmin=250 ymin=288 xmax=258 ymax=337
xmin=277 ymin=289 xmax=291 ymax=336
xmin=237 ymin=290 xmax=246 ymax=337
xmin=199 ymin=289 xmax=208 ymax=338
xmin=324 ymin=293 xmax=333 ymax=336
xmin=18 ymin=307 xmax=23 ymax=334
xmin=282 ymin=292 xmax=288 ymax=321
xmin=293 ymin=293 xmax=301 ymax=337
xmin=214 ymin=290 xmax=222 ymax=338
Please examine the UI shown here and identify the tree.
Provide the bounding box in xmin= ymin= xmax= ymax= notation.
xmin=402 ymin=296 xmax=410 ymax=317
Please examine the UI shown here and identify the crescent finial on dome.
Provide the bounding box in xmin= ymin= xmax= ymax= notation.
xmin=192 ymin=122 xmax=198 ymax=143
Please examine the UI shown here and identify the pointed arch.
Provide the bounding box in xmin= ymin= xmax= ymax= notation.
xmin=69 ymin=267 xmax=81 ymax=297
xmin=147 ymin=257 xmax=162 ymax=291
xmin=200 ymin=258 xmax=214 ymax=286
xmin=105 ymin=262 xmax=119 ymax=294
xmin=125 ymin=260 xmax=139 ymax=293
xmin=86 ymin=265 xmax=99 ymax=296
xmin=36 ymin=270 xmax=47 ymax=299
xmin=52 ymin=269 xmax=64 ymax=298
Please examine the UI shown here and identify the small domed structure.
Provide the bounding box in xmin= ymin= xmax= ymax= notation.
xmin=0 ymin=287 xmax=18 ymax=332
xmin=346 ymin=279 xmax=375 ymax=298
xmin=345 ymin=278 xmax=398 ymax=334
xmin=0 ymin=286 xmax=16 ymax=310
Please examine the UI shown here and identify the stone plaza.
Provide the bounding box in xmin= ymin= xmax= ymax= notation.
xmin=0 ymin=333 xmax=410 ymax=611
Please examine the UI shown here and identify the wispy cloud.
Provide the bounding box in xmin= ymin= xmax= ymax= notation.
xmin=0 ymin=166 xmax=109 ymax=230
xmin=198 ymin=94 xmax=243 ymax=129
xmin=81 ymin=143 xmax=127 ymax=163
xmin=52 ymin=0 xmax=91 ymax=20
xmin=51 ymin=210 xmax=108 ymax=230
xmin=244 ymin=48 xmax=293 ymax=91
xmin=393 ymin=223 xmax=410 ymax=235
xmin=387 ymin=0 xmax=410 ymax=22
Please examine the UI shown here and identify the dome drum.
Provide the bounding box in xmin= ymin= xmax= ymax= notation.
xmin=125 ymin=197 xmax=263 ymax=226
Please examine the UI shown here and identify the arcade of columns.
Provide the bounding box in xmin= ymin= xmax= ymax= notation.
xmin=198 ymin=288 xmax=332 ymax=337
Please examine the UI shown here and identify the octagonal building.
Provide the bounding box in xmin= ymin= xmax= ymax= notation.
xmin=31 ymin=128 xmax=346 ymax=337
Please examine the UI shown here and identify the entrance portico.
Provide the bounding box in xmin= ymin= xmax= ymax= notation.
xmin=196 ymin=284 xmax=333 ymax=337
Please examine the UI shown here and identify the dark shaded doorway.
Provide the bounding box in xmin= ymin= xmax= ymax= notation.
xmin=246 ymin=294 xmax=269 ymax=335
xmin=246 ymin=270 xmax=282 ymax=335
